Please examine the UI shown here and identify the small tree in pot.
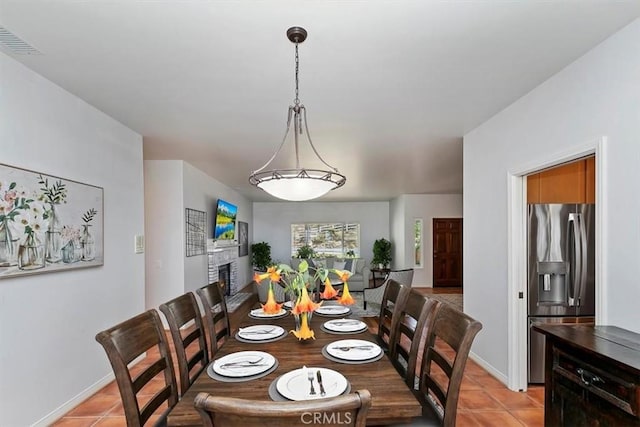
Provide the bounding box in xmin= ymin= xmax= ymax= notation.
xmin=251 ymin=242 xmax=272 ymax=272
xmin=372 ymin=238 xmax=392 ymax=268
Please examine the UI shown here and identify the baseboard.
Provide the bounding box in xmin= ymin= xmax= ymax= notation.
xmin=469 ymin=350 xmax=510 ymax=388
xmin=32 ymin=354 xmax=144 ymax=426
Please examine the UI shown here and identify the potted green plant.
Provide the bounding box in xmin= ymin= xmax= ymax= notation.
xmin=296 ymin=244 xmax=315 ymax=259
xmin=250 ymin=242 xmax=272 ymax=272
xmin=372 ymin=238 xmax=392 ymax=268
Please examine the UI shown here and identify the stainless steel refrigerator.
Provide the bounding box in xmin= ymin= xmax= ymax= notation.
xmin=528 ymin=204 xmax=595 ymax=383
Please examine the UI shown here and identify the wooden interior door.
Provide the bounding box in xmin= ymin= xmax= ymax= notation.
xmin=433 ymin=218 xmax=463 ymax=287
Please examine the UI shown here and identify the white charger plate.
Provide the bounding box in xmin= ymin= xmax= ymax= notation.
xmin=237 ymin=325 xmax=286 ymax=341
xmin=212 ymin=351 xmax=275 ymax=378
xmin=276 ymin=367 xmax=348 ymax=401
xmin=249 ymin=308 xmax=287 ymax=318
xmin=323 ymin=319 xmax=367 ymax=333
xmin=315 ymin=305 xmax=350 ymax=316
xmin=326 ymin=339 xmax=382 ymax=361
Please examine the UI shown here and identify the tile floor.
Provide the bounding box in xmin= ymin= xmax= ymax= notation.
xmin=54 ymin=288 xmax=544 ymax=426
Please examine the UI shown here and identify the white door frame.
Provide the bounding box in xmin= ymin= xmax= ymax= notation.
xmin=506 ymin=136 xmax=607 ymax=391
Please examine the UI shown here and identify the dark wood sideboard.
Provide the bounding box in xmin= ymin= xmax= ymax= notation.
xmin=533 ymin=324 xmax=640 ymax=426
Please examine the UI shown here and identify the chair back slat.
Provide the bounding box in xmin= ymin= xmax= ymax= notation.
xmin=417 ymin=303 xmax=482 ymax=427
xmin=388 ymin=290 xmax=440 ymax=387
xmin=377 ymin=280 xmax=409 ymax=349
xmin=160 ymin=292 xmax=209 ymax=396
xmin=194 ymin=389 xmax=372 ymax=427
xmin=196 ymin=282 xmax=231 ymax=357
xmin=95 ymin=309 xmax=178 ymax=427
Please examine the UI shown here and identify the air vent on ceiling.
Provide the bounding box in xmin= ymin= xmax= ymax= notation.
xmin=0 ymin=26 xmax=42 ymax=55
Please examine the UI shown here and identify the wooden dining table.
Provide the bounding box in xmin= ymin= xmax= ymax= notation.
xmin=166 ymin=300 xmax=422 ymax=426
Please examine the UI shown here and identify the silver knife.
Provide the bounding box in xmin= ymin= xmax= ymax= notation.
xmin=316 ymin=370 xmax=326 ymax=396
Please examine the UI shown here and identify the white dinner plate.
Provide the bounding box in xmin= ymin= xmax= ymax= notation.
xmin=284 ymin=301 xmax=294 ymax=309
xmin=212 ymin=351 xmax=276 ymax=378
xmin=237 ymin=325 xmax=286 ymax=341
xmin=276 ymin=367 xmax=348 ymax=401
xmin=323 ymin=319 xmax=368 ymax=333
xmin=326 ymin=339 xmax=382 ymax=361
xmin=315 ymin=305 xmax=350 ymax=316
xmin=249 ymin=308 xmax=287 ymax=318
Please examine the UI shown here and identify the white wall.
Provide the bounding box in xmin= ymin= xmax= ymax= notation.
xmin=182 ymin=162 xmax=253 ymax=293
xmin=0 ymin=52 xmax=145 ymax=426
xmin=464 ymin=19 xmax=640 ymax=379
xmin=389 ymin=196 xmax=405 ymax=270
xmin=391 ymin=194 xmax=463 ymax=286
xmin=144 ymin=161 xmax=184 ymax=310
xmin=144 ymin=160 xmax=253 ymax=307
xmin=253 ymin=202 xmax=390 ymax=265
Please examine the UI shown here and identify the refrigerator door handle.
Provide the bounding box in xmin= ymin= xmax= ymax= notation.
xmin=566 ymin=213 xmax=582 ymax=307
xmin=577 ymin=213 xmax=588 ymax=307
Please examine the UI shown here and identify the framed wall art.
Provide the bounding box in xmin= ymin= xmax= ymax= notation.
xmin=0 ymin=163 xmax=104 ymax=279
xmin=185 ymin=208 xmax=206 ymax=257
xmin=238 ymin=221 xmax=248 ymax=257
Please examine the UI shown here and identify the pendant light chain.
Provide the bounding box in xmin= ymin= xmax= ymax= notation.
xmin=294 ymin=43 xmax=300 ymax=106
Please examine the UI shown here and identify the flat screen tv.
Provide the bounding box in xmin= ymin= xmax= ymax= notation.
xmin=214 ymin=199 xmax=237 ymax=240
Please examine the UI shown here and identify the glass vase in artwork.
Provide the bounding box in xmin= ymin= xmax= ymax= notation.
xmin=45 ymin=204 xmax=63 ymax=263
xmin=81 ymin=225 xmax=95 ymax=261
xmin=0 ymin=220 xmax=19 ymax=267
xmin=18 ymin=233 xmax=45 ymax=270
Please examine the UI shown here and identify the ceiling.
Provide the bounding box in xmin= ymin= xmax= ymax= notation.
xmin=2 ymin=1 xmax=639 ymax=202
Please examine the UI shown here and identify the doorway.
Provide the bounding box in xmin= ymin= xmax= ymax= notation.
xmin=432 ymin=218 xmax=463 ymax=287
xmin=506 ymin=137 xmax=606 ymax=392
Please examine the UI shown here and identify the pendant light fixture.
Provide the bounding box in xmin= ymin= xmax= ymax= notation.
xmin=249 ymin=27 xmax=346 ymax=201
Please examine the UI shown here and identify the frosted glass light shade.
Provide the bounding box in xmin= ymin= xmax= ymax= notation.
xmin=251 ymin=169 xmax=346 ymax=201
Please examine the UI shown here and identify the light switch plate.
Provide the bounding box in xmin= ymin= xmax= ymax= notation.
xmin=135 ymin=234 xmax=144 ymax=254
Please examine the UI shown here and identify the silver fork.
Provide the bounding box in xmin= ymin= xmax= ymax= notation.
xmin=307 ymin=370 xmax=316 ymax=395
xmin=219 ymin=356 xmax=264 ymax=368
xmin=329 ymin=320 xmax=361 ymax=326
xmin=335 ymin=345 xmax=373 ymax=351
xmin=239 ymin=328 xmax=275 ymax=335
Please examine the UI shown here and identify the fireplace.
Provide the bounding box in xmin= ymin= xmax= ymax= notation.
xmin=218 ymin=263 xmax=231 ymax=296
xmin=207 ymin=242 xmax=239 ymax=296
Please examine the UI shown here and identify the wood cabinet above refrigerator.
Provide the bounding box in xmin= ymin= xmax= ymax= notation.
xmin=527 ymin=157 xmax=595 ymax=204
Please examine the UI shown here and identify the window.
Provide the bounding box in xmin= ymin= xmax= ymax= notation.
xmin=414 ymin=218 xmax=423 ymax=268
xmin=291 ymin=223 xmax=360 ymax=257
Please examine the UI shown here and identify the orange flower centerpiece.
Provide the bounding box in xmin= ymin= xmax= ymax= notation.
xmin=278 ymin=260 xmax=322 ymax=340
xmin=253 ymin=266 xmax=284 ymax=314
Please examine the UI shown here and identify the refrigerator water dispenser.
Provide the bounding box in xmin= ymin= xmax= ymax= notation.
xmin=536 ymin=261 xmax=568 ymax=305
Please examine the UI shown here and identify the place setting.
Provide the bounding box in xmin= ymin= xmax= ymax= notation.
xmin=207 ymin=350 xmax=278 ymax=382
xmin=322 ymin=339 xmax=383 ymax=364
xmin=314 ymin=304 xmax=351 ymax=317
xmin=235 ymin=324 xmax=287 ymax=343
xmin=248 ymin=307 xmax=288 ymax=320
xmin=321 ymin=318 xmax=368 ymax=335
xmin=268 ymin=365 xmax=351 ymax=402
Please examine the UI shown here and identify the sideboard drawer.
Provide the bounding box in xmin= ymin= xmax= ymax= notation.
xmin=553 ymin=347 xmax=639 ymax=418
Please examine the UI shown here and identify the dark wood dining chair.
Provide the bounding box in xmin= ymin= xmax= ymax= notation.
xmin=196 ymin=281 xmax=231 ymax=359
xmin=194 ymin=389 xmax=372 ymax=427
xmin=388 ymin=290 xmax=441 ymax=388
xmin=95 ymin=309 xmax=178 ymax=427
xmin=159 ymin=292 xmax=209 ymax=396
xmin=376 ymin=279 xmax=410 ymax=351
xmin=414 ymin=303 xmax=482 ymax=427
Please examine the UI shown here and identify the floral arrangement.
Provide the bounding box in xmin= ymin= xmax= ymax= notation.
xmin=0 ymin=181 xmax=47 ymax=245
xmin=254 ymin=260 xmax=354 ymax=340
